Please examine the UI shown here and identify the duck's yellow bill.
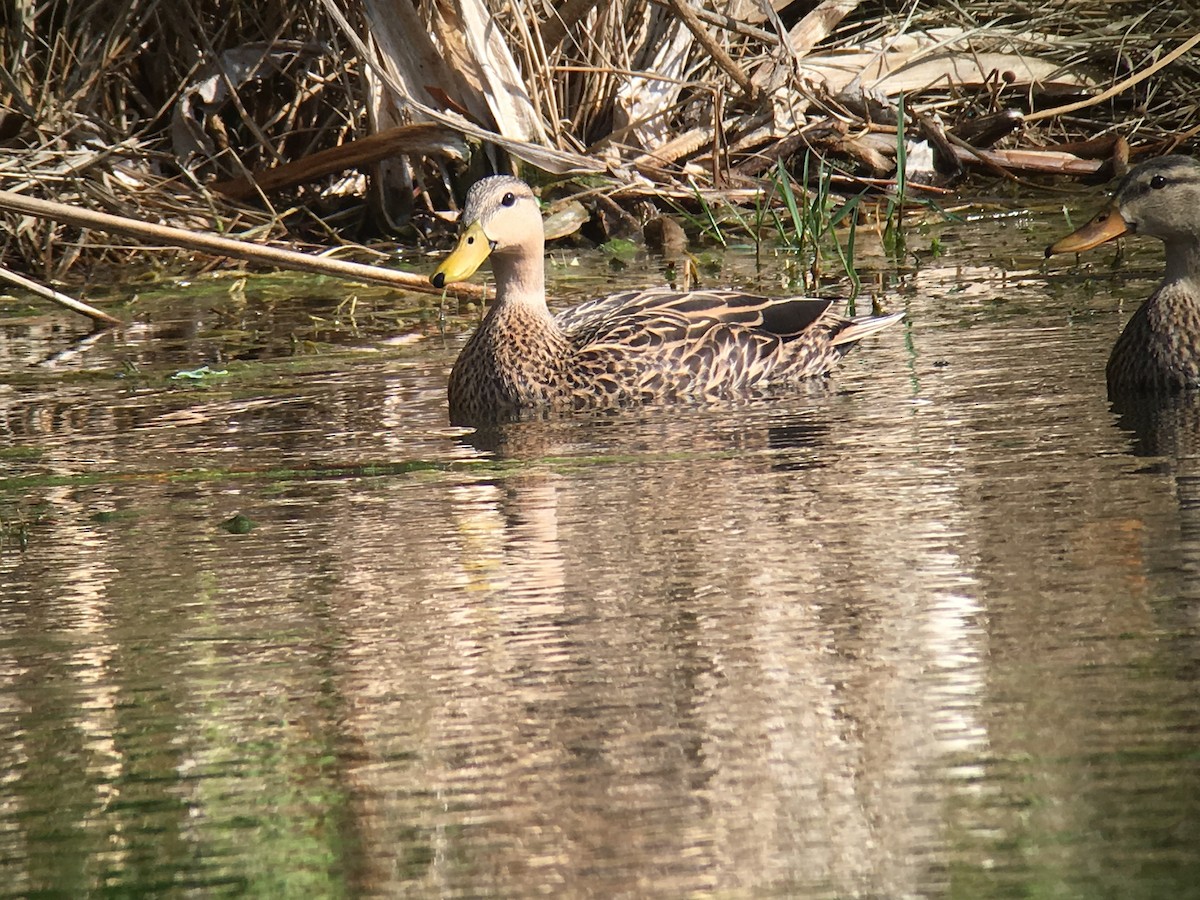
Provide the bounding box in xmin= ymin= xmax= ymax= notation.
xmin=431 ymin=222 xmax=493 ymax=288
xmin=1046 ymin=204 xmax=1130 ymax=256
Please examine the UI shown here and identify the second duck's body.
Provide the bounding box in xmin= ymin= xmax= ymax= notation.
xmin=432 ymin=176 xmax=903 ymax=425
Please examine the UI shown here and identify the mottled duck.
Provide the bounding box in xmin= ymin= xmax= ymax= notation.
xmin=432 ymin=176 xmax=904 ymax=424
xmin=1048 ymin=155 xmax=1200 ymax=394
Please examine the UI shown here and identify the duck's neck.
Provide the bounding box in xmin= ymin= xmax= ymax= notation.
xmin=1160 ymin=238 xmax=1200 ymax=297
xmin=489 ymin=248 xmax=553 ymax=323
xmin=1112 ymin=237 xmax=1200 ymax=391
xmin=448 ymin=244 xmax=569 ymax=420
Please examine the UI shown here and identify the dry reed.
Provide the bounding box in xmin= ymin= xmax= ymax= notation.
xmin=0 ymin=0 xmax=1197 ymax=281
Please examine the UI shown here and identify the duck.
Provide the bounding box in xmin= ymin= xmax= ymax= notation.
xmin=1047 ymin=154 xmax=1200 ymax=394
xmin=431 ymin=175 xmax=904 ymax=425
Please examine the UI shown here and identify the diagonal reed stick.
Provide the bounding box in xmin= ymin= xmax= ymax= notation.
xmin=0 ymin=188 xmax=489 ymax=323
xmin=0 ymin=263 xmax=121 ymax=326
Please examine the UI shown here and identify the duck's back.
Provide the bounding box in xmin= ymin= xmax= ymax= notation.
xmin=554 ymin=288 xmax=832 ymax=336
xmin=556 ymin=289 xmax=856 ymax=405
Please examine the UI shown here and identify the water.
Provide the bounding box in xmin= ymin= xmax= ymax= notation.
xmin=2 ymin=204 xmax=1199 ymax=897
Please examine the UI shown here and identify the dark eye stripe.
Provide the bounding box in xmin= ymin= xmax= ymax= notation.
xmin=1122 ymin=170 xmax=1200 ymax=201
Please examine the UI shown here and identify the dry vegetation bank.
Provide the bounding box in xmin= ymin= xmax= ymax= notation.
xmin=1 ymin=0 xmax=1198 ymax=284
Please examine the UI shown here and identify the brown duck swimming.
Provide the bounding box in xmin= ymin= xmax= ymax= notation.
xmin=431 ymin=175 xmax=904 ymax=424
xmin=1048 ymin=155 xmax=1200 ymax=394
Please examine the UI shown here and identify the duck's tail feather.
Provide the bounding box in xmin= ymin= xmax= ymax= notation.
xmin=830 ymin=311 xmax=906 ymax=347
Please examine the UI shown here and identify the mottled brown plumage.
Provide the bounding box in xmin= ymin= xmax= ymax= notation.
xmin=1048 ymin=155 xmax=1200 ymax=395
xmin=432 ymin=176 xmax=904 ymax=425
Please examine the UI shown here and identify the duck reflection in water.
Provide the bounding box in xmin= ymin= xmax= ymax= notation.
xmin=408 ymin=383 xmax=979 ymax=898
xmin=456 ymin=400 xmax=834 ymax=472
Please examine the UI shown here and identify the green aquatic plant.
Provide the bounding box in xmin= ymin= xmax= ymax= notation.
xmin=0 ymin=499 xmax=51 ymax=551
xmin=767 ymin=155 xmax=864 ymax=296
xmin=774 ymin=156 xmax=808 ymax=250
xmin=624 ymin=151 xmax=886 ymax=300
xmin=883 ymin=93 xmax=909 ymax=260
xmin=689 ymin=184 xmax=728 ymax=247
xmin=221 ymin=513 xmax=256 ymax=534
xmin=171 ymin=365 xmax=230 ymax=381
xmin=599 ymin=237 xmax=640 ymax=263
xmin=831 ymin=193 xmax=862 ymax=302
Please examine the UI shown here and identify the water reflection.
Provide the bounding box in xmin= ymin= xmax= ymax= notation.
xmin=313 ymin=388 xmax=997 ymax=896
xmin=2 ymin=214 xmax=1200 ymax=897
xmin=1112 ymin=390 xmax=1200 ymax=459
xmin=1112 ymin=391 xmax=1200 ymax=609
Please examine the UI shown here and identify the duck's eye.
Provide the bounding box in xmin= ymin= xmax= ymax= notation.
xmin=1150 ymin=175 xmax=1168 ymax=189
xmin=501 ymin=192 xmax=516 ymax=207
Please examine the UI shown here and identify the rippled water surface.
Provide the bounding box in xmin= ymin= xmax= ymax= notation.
xmin=2 ymin=203 xmax=1199 ymax=898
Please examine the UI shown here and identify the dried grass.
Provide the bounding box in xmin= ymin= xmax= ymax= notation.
xmin=1 ymin=0 xmax=1197 ymax=279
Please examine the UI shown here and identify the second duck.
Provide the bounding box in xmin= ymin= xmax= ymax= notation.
xmin=1048 ymin=154 xmax=1200 ymax=395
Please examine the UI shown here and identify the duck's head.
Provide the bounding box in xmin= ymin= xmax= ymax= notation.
xmin=1047 ymin=155 xmax=1200 ymax=256
xmin=431 ymin=176 xmax=542 ymax=288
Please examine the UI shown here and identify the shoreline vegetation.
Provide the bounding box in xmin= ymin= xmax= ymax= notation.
xmin=1 ymin=0 xmax=1198 ymax=321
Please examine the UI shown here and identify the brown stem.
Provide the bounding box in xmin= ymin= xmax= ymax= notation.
xmin=0 ymin=263 xmax=121 ymax=326
xmin=0 ymin=190 xmax=490 ymax=308
xmin=664 ymin=0 xmax=761 ymax=103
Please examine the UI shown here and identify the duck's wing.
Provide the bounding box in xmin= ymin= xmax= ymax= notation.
xmin=555 ymin=288 xmax=836 ymax=342
xmin=558 ymin=289 xmax=854 ymax=402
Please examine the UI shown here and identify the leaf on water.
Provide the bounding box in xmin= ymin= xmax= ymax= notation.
xmin=600 ymin=238 xmax=639 ymax=260
xmin=220 ymin=513 xmax=256 ymax=534
xmin=171 ymin=366 xmax=230 ymax=381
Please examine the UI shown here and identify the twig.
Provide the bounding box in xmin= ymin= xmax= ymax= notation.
xmin=0 ymin=189 xmax=490 ymax=303
xmin=211 ymin=123 xmax=465 ymax=199
xmin=1166 ymin=121 xmax=1200 ymax=154
xmin=663 ymin=0 xmax=761 ymax=103
xmin=651 ymin=0 xmax=777 ymax=46
xmin=0 ymin=263 xmax=121 ymax=326
xmin=947 ymin=142 xmax=1105 ymax=177
xmin=1025 ymin=32 xmax=1200 ymax=124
